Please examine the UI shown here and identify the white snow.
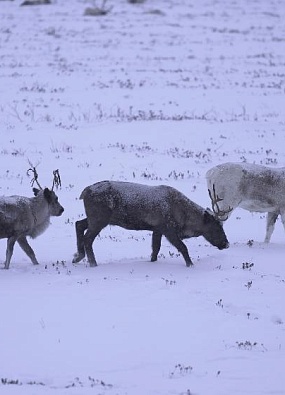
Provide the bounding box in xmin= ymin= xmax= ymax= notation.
xmin=0 ymin=0 xmax=284 ymax=394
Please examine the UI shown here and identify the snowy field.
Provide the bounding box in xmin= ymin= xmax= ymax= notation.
xmin=0 ymin=0 xmax=285 ymax=394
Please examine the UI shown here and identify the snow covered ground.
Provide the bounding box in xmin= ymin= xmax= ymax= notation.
xmin=0 ymin=0 xmax=284 ymax=394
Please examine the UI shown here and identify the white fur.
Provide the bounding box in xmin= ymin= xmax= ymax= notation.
xmin=0 ymin=189 xmax=63 ymax=269
xmin=206 ymin=162 xmax=285 ymax=242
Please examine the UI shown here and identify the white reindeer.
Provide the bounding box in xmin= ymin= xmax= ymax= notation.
xmin=206 ymin=162 xmax=285 ymax=242
xmin=0 ymin=168 xmax=64 ymax=269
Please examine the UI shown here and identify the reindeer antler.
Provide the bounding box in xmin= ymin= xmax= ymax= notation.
xmin=52 ymin=169 xmax=61 ymax=190
xmin=27 ymin=162 xmax=43 ymax=190
xmin=208 ymin=184 xmax=232 ymax=220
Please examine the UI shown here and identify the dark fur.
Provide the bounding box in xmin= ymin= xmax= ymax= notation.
xmin=73 ymin=181 xmax=229 ymax=266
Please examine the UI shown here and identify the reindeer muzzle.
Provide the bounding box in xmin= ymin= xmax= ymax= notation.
xmin=218 ymin=241 xmax=229 ymax=250
xmin=58 ymin=206 xmax=64 ymax=216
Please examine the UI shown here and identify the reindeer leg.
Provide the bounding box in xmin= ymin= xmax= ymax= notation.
xmin=83 ymin=216 xmax=110 ymax=267
xmin=163 ymin=229 xmax=193 ymax=267
xmin=151 ymin=230 xmax=162 ymax=262
xmin=4 ymin=236 xmax=17 ymax=269
xmin=82 ymin=207 xmax=111 ymax=267
xmin=84 ymin=222 xmax=108 ymax=266
xmin=265 ymin=211 xmax=279 ymax=243
xmin=83 ymin=228 xmax=99 ymax=267
xmin=17 ymin=236 xmax=39 ymax=265
xmin=279 ymin=210 xmax=285 ymax=242
xmin=72 ymin=218 xmax=88 ymax=263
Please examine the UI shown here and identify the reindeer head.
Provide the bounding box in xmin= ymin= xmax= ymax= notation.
xmin=208 ymin=184 xmax=233 ymax=221
xmin=27 ymin=165 xmax=64 ymax=216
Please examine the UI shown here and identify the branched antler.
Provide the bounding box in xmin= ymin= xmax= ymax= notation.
xmin=27 ymin=162 xmax=61 ymax=191
xmin=208 ymin=184 xmax=233 ymax=220
xmin=52 ymin=169 xmax=61 ymax=190
xmin=27 ymin=162 xmax=43 ymax=190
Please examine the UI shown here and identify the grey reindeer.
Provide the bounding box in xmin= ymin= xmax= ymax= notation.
xmin=0 ymin=167 xmax=64 ymax=269
xmin=206 ymin=162 xmax=285 ymax=242
xmin=73 ymin=180 xmax=229 ymax=267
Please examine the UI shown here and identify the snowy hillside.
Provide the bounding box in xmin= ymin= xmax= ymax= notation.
xmin=0 ymin=0 xmax=284 ymax=394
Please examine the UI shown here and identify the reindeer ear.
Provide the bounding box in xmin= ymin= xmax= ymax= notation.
xmin=203 ymin=210 xmax=213 ymax=224
xmin=43 ymin=188 xmax=52 ymax=203
xmin=33 ymin=188 xmax=40 ymax=196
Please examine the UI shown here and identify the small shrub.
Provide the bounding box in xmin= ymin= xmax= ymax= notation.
xmin=169 ymin=363 xmax=193 ymax=378
xmin=236 ymin=341 xmax=257 ymax=350
xmin=128 ymin=0 xmax=146 ymax=3
xmin=21 ymin=0 xmax=51 ymax=5
xmin=247 ymin=239 xmax=254 ymax=247
xmin=216 ymin=299 xmax=223 ymax=308
xmin=84 ymin=0 xmax=113 ymax=16
xmin=245 ymin=280 xmax=253 ymax=290
xmin=242 ymin=261 xmax=254 ymax=269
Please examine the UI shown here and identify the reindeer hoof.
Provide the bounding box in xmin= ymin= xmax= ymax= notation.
xmin=72 ymin=253 xmax=85 ymax=263
xmin=89 ymin=262 xmax=98 ymax=267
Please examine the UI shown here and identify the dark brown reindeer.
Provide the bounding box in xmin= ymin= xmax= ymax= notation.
xmin=0 ymin=166 xmax=64 ymax=269
xmin=73 ymin=180 xmax=229 ymax=267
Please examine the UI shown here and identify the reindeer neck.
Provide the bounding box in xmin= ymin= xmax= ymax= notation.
xmin=29 ymin=194 xmax=51 ymax=238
